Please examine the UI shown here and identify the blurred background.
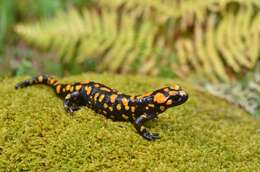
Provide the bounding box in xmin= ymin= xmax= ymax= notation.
xmin=0 ymin=0 xmax=259 ymax=116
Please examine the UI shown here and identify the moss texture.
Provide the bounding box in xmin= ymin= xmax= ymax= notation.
xmin=0 ymin=73 xmax=260 ymax=171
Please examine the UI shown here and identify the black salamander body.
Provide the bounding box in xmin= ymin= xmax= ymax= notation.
xmin=15 ymin=75 xmax=188 ymax=141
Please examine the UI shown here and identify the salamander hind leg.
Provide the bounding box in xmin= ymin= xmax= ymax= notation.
xmin=64 ymin=91 xmax=81 ymax=113
xmin=134 ymin=113 xmax=160 ymax=141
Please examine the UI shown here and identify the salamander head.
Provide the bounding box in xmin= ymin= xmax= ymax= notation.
xmin=153 ymin=85 xmax=188 ymax=108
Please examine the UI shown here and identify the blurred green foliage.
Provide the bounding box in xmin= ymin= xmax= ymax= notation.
xmin=0 ymin=0 xmax=93 ymax=76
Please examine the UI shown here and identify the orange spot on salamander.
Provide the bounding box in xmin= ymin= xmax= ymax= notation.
xmin=85 ymin=86 xmax=92 ymax=95
xmin=110 ymin=94 xmax=118 ymax=103
xmin=121 ymin=98 xmax=128 ymax=106
xmin=49 ymin=79 xmax=56 ymax=85
xmin=56 ymin=85 xmax=61 ymax=94
xmin=166 ymin=99 xmax=172 ymax=105
xmin=153 ymin=93 xmax=167 ymax=104
xmin=169 ymin=91 xmax=176 ymax=96
xmin=99 ymin=94 xmax=105 ymax=102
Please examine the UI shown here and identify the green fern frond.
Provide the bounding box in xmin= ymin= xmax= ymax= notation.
xmin=98 ymin=0 xmax=260 ymax=23
xmin=15 ymin=8 xmax=170 ymax=75
xmin=99 ymin=0 xmax=260 ymax=82
xmin=174 ymin=5 xmax=260 ymax=82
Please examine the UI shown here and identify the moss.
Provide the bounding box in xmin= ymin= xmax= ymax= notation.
xmin=0 ymin=73 xmax=260 ymax=171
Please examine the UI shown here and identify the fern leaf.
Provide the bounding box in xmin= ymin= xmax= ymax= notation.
xmin=15 ymin=8 xmax=166 ymax=75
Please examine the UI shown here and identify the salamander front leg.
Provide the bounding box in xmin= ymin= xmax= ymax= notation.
xmin=64 ymin=91 xmax=81 ymax=113
xmin=134 ymin=113 xmax=160 ymax=141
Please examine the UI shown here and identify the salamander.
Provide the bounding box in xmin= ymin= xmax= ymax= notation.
xmin=15 ymin=75 xmax=188 ymax=141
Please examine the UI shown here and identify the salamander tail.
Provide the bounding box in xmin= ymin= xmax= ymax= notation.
xmin=15 ymin=75 xmax=58 ymax=90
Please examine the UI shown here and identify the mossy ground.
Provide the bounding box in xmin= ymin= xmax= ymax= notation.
xmin=0 ymin=73 xmax=260 ymax=171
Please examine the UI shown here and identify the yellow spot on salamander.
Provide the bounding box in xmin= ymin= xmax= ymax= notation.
xmin=94 ymin=84 xmax=100 ymax=87
xmin=122 ymin=114 xmax=129 ymax=120
xmin=109 ymin=106 xmax=113 ymax=111
xmin=140 ymin=126 xmax=145 ymax=132
xmin=173 ymin=85 xmax=180 ymax=90
xmin=38 ymin=76 xmax=43 ymax=82
xmin=164 ymin=87 xmax=169 ymax=92
xmin=75 ymin=85 xmax=82 ymax=91
xmin=130 ymin=96 xmax=135 ymax=102
xmin=131 ymin=106 xmax=135 ymax=112
xmin=85 ymin=86 xmax=92 ymax=95
xmin=166 ymin=99 xmax=172 ymax=105
xmin=100 ymin=87 xmax=111 ymax=92
xmin=66 ymin=85 xmax=71 ymax=91
xmin=110 ymin=94 xmax=118 ymax=103
xmin=56 ymin=85 xmax=61 ymax=94
xmin=154 ymin=93 xmax=167 ymax=104
xmin=116 ymin=104 xmax=122 ymax=110
xmin=70 ymin=86 xmax=74 ymax=92
xmin=121 ymin=98 xmax=128 ymax=106
xmin=125 ymin=106 xmax=130 ymax=110
xmin=94 ymin=93 xmax=100 ymax=101
xmin=148 ymin=104 xmax=155 ymax=107
xmin=145 ymin=106 xmax=149 ymax=110
xmin=169 ymin=91 xmax=176 ymax=96
xmin=103 ymin=103 xmax=108 ymax=108
xmin=141 ymin=114 xmax=147 ymax=119
xmin=65 ymin=94 xmax=71 ymax=99
xmin=99 ymin=94 xmax=105 ymax=102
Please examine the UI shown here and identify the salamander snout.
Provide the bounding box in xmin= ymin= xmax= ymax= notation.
xmin=177 ymin=90 xmax=188 ymax=104
xmin=166 ymin=89 xmax=188 ymax=107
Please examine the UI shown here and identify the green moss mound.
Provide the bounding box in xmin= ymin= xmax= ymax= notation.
xmin=0 ymin=73 xmax=260 ymax=171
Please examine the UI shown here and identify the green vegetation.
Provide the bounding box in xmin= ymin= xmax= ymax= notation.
xmin=1 ymin=73 xmax=259 ymax=171
xmin=0 ymin=0 xmax=93 ymax=76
